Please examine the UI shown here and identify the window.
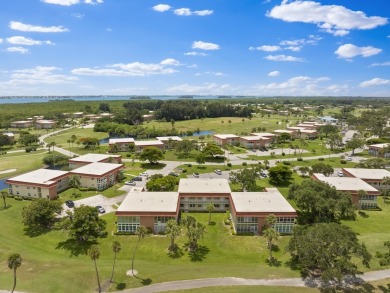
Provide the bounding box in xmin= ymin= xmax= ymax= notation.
xmin=225 ymin=204 xmax=230 ymax=208
xmin=117 ymin=216 xmax=140 ymax=233
xmin=189 ymin=204 xmax=196 ymax=208
xmin=274 ymin=217 xmax=295 ymax=234
xmin=155 ymin=216 xmax=174 ymax=224
xmin=197 ymin=204 xmax=203 ymax=208
xmin=214 ymin=204 xmax=220 ymax=208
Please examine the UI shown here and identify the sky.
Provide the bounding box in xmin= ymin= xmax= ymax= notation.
xmin=0 ymin=0 xmax=389 ymax=97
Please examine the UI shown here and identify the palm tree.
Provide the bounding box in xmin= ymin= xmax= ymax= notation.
xmin=357 ymin=189 xmax=367 ymax=211
xmin=131 ymin=226 xmax=147 ymax=276
xmin=1 ymin=190 xmax=9 ymax=209
xmin=88 ymin=245 xmax=101 ymax=293
xmin=69 ymin=175 xmax=81 ymax=196
xmin=7 ymin=253 xmax=22 ymax=293
xmin=206 ymin=203 xmax=215 ymax=224
xmin=49 ymin=141 xmax=56 ymax=153
xmin=263 ymin=214 xmax=279 ymax=261
xmin=382 ymin=176 xmax=390 ymax=202
xmin=110 ymin=241 xmax=122 ymax=283
xmin=165 ymin=219 xmax=182 ymax=251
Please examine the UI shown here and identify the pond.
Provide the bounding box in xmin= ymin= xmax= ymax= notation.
xmin=182 ymin=130 xmax=215 ymax=137
xmin=0 ymin=179 xmax=8 ymax=190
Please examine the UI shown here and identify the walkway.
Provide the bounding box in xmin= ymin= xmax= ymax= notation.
xmin=116 ymin=268 xmax=390 ymax=293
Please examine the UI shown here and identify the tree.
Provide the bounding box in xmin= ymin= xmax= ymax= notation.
xmin=382 ymin=176 xmax=390 ymax=202
xmin=18 ymin=133 xmax=39 ymax=146
xmin=42 ymin=154 xmax=69 ymax=169
xmin=288 ymin=179 xmax=355 ymax=224
xmin=110 ymin=241 xmax=121 ymax=283
xmin=356 ymin=157 xmax=389 ymax=169
xmin=327 ymin=133 xmax=342 ymax=151
xmin=181 ymin=216 xmax=206 ymax=252
xmin=310 ymin=162 xmax=334 ymax=177
xmin=175 ymin=140 xmax=195 ymax=157
xmin=268 ymin=165 xmax=293 ymax=185
xmin=346 ymin=137 xmax=365 ymax=155
xmin=139 ymin=146 xmax=164 ymax=164
xmin=7 ymin=253 xmax=22 ymax=293
xmin=202 ymin=143 xmax=224 ymax=158
xmin=146 ymin=175 xmax=178 ymax=191
xmin=288 ymin=223 xmax=371 ymax=286
xmin=0 ymin=134 xmax=13 ymax=148
xmin=59 ymin=205 xmax=107 ymax=243
xmin=195 ymin=153 xmax=206 ymax=166
xmin=131 ymin=225 xmax=148 ymax=276
xmin=263 ymin=214 xmax=279 ymax=261
xmin=1 ymin=190 xmax=8 ymax=209
xmin=79 ymin=137 xmax=100 ymax=150
xmin=318 ymin=124 xmax=339 ymax=138
xmin=297 ymin=166 xmax=310 ymax=177
xmin=357 ymin=189 xmax=367 ymax=211
xmin=22 ymin=199 xmax=62 ymax=232
xmin=206 ymin=203 xmax=215 ymax=224
xmin=88 ymin=245 xmax=101 ymax=293
xmin=69 ymin=174 xmax=81 ymax=195
xmin=229 ymin=168 xmax=259 ymax=191
xmin=165 ymin=219 xmax=182 ymax=251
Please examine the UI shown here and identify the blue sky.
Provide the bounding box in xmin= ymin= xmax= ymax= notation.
xmin=0 ymin=0 xmax=389 ymax=96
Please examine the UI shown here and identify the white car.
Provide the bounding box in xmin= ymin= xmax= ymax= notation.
xmin=125 ymin=181 xmax=136 ymax=186
xmin=139 ymin=172 xmax=148 ymax=177
xmin=347 ymin=157 xmax=352 ymax=161
xmin=193 ymin=172 xmax=200 ymax=178
xmin=214 ymin=169 xmax=222 ymax=175
xmin=337 ymin=171 xmax=344 ymax=177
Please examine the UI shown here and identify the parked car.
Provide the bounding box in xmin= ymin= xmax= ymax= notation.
xmin=133 ymin=176 xmax=143 ymax=181
xmin=65 ymin=200 xmax=74 ymax=208
xmin=169 ymin=172 xmax=179 ymax=177
xmin=193 ymin=172 xmax=200 ymax=178
xmin=96 ymin=206 xmax=105 ymax=214
xmin=214 ymin=169 xmax=222 ymax=175
xmin=337 ymin=171 xmax=344 ymax=177
xmin=139 ymin=172 xmax=148 ymax=176
xmin=347 ymin=157 xmax=353 ymax=161
xmin=125 ymin=181 xmax=136 ymax=186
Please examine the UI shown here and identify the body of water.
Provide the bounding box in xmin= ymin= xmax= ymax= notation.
xmin=0 ymin=179 xmax=8 ymax=190
xmin=0 ymin=95 xmax=249 ymax=105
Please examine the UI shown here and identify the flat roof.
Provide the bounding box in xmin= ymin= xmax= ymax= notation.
xmin=240 ymin=136 xmax=263 ymax=141
xmin=109 ymin=138 xmax=135 ymax=144
xmin=11 ymin=120 xmax=31 ymax=123
xmin=273 ymin=129 xmax=294 ymax=133
xmin=287 ymin=127 xmax=307 ymax=130
xmin=250 ymin=132 xmax=276 ymax=137
xmin=7 ymin=169 xmax=68 ymax=186
xmin=343 ymin=168 xmax=390 ymax=180
xmin=312 ymin=173 xmax=379 ymax=192
xmin=213 ymin=134 xmax=239 ymax=139
xmin=156 ymin=136 xmax=183 ymax=141
xmin=117 ymin=192 xmax=179 ymax=213
xmin=134 ymin=140 xmax=164 ymax=146
xmin=178 ymin=178 xmax=231 ymax=194
xmin=69 ymin=153 xmax=121 ymax=163
xmin=71 ymin=162 xmax=123 ymax=176
xmin=231 ymin=188 xmax=296 ymax=213
xmin=368 ymin=143 xmax=390 ymax=149
xmin=300 ymin=129 xmax=317 ymax=133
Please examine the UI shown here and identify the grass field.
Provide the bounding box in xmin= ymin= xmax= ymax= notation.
xmin=0 ymin=196 xmax=390 ymax=292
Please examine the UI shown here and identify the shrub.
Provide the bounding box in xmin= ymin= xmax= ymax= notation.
xmin=297 ymin=158 xmax=303 ymax=161
xmin=187 ymin=163 xmax=192 ymax=167
xmin=282 ymin=161 xmax=291 ymax=165
xmin=242 ymin=162 xmax=247 ymax=166
xmin=318 ymin=157 xmax=324 ymax=161
xmin=227 ymin=162 xmax=232 ymax=167
xmin=282 ymin=152 xmax=285 ymax=156
xmin=182 ymin=169 xmax=187 ymax=173
xmin=340 ymin=159 xmax=347 ymax=164
xmin=126 ymin=153 xmax=131 ymax=157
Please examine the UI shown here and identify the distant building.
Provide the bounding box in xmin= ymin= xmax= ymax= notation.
xmin=368 ymin=143 xmax=390 ymax=158
xmin=156 ymin=136 xmax=183 ymax=149
xmin=311 ymin=173 xmax=379 ymax=209
xmin=319 ymin=116 xmax=338 ymax=124
xmin=213 ymin=134 xmax=240 ymax=146
xmin=239 ymin=136 xmax=271 ymax=149
xmin=68 ymin=153 xmax=122 ymax=169
xmin=108 ymin=138 xmax=135 ymax=152
xmin=134 ymin=140 xmax=164 ymax=152
xmin=342 ymin=168 xmax=390 ymax=191
xmin=35 ymin=120 xmax=56 ymax=129
xmin=10 ymin=120 xmax=33 ymax=129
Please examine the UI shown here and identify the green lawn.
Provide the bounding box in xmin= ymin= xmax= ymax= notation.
xmin=0 ymin=150 xmax=49 ymax=179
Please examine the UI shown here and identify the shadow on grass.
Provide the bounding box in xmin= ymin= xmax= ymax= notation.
xmin=115 ymin=283 xmax=126 ymax=290
xmin=266 ymin=257 xmax=282 ymax=267
xmin=23 ymin=226 xmax=51 ymax=238
xmin=133 ymin=274 xmax=152 ymax=286
xmin=0 ymin=204 xmax=12 ymax=211
xmin=377 ymin=284 xmax=390 ymax=292
xmin=208 ymin=221 xmax=216 ymax=226
xmin=140 ymin=163 xmax=166 ymax=170
xmin=358 ymin=211 xmax=369 ymax=218
xmin=167 ymin=245 xmax=184 ymax=259
xmin=56 ymin=238 xmax=97 ymax=256
xmin=188 ymin=245 xmax=210 ymax=262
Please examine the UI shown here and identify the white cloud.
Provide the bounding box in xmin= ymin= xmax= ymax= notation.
xmin=335 ymin=44 xmax=382 ymax=59
xmin=264 ymin=55 xmax=305 ymax=62
xmin=160 ymin=58 xmax=182 ymax=66
xmin=268 ymin=71 xmax=280 ymax=77
xmin=72 ymin=60 xmax=179 ymax=76
xmin=166 ymin=83 xmax=231 ymax=94
xmin=72 ymin=13 xmax=84 ymax=18
xmin=8 ymin=66 xmax=77 ymax=84
xmin=9 ymin=21 xmax=69 ymax=33
xmin=359 ymin=78 xmax=390 ymax=87
xmin=184 ymin=51 xmax=207 ymax=56
xmin=174 ymin=8 xmax=213 ymax=16
xmin=253 ymin=76 xmax=344 ymax=96
xmin=250 ymin=45 xmax=281 ymax=52
xmin=6 ymin=47 xmax=29 ymax=54
xmin=371 ymin=62 xmax=390 ymax=67
xmin=196 ymin=71 xmax=226 ymax=77
xmin=0 ymin=38 xmax=3 ymax=44
xmin=6 ymin=36 xmax=54 ymax=46
xmin=192 ymin=41 xmax=220 ymax=50
xmin=153 ymin=4 xmax=171 ymax=12
xmin=267 ymin=1 xmax=388 ymax=36
xmin=41 ymin=0 xmax=102 ymax=5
